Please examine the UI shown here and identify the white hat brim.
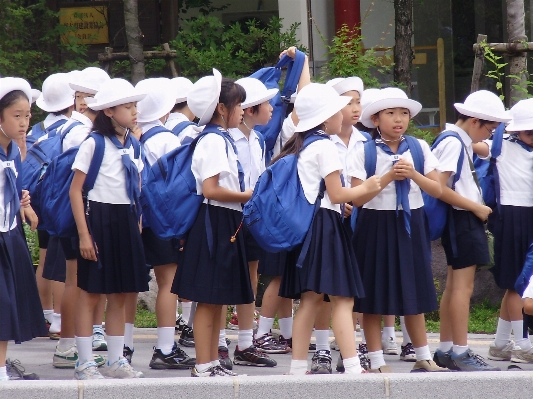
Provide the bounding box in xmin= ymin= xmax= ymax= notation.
xmin=454 ymin=103 xmax=511 ymax=123
xmin=137 ymin=95 xmax=176 ymax=123
xmin=506 ymin=118 xmax=533 ymax=131
xmin=241 ymin=88 xmax=279 ymax=109
xmin=86 ymin=93 xmax=146 ymax=111
xmin=295 ymin=96 xmax=350 ymax=133
xmin=0 ymin=78 xmax=33 ymax=106
xmin=70 ymin=82 xmax=98 ymax=95
xmin=197 ymin=69 xmax=222 ymax=126
xmin=360 ymin=98 xmax=422 ymax=130
xmin=36 ymin=95 xmax=75 ymax=113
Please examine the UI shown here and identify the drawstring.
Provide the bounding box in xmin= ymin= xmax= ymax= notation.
xmin=231 ymin=219 xmax=243 ymax=243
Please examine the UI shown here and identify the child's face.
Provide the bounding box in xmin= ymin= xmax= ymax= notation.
xmin=108 ymin=102 xmax=138 ymax=129
xmin=371 ymin=107 xmax=410 ymax=139
xmin=470 ymin=119 xmax=499 ymax=143
xmin=340 ymin=91 xmax=362 ymax=127
xmin=0 ymin=97 xmax=31 ymax=141
xmin=254 ymin=101 xmax=273 ymax=127
xmin=324 ymin=110 xmax=343 ymax=135
xmin=75 ymin=92 xmax=94 ymax=114
xmin=517 ymin=130 xmax=533 ymax=147
xmin=227 ymin=103 xmax=244 ymax=129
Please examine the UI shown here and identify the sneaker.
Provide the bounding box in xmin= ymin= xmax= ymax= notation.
xmin=233 ymin=345 xmax=277 ymax=367
xmin=358 ymin=343 xmax=368 ymax=355
xmin=382 ymin=336 xmax=398 ymax=355
xmin=53 ymin=346 xmax=105 ymax=369
xmin=74 ymin=361 xmax=104 ymax=380
xmin=49 ymin=331 xmax=61 ymax=340
xmin=123 ymin=345 xmax=134 ymax=364
xmin=218 ymin=346 xmax=233 ymax=370
xmin=225 ymin=337 xmax=232 ymax=346
xmin=5 ymin=359 xmax=39 ymax=380
xmin=45 ymin=317 xmax=52 ymax=331
xmin=433 ymin=348 xmax=458 ymax=370
xmin=511 ymin=345 xmax=533 ymax=363
xmin=191 ymin=365 xmax=227 ymax=377
xmin=254 ymin=333 xmax=290 ymax=354
xmin=101 ymin=357 xmax=144 ymax=378
xmin=336 ymin=353 xmax=344 ymax=373
xmin=92 ymin=329 xmax=107 ymax=351
xmin=368 ymin=365 xmax=392 ymax=373
xmin=411 ymin=359 xmax=450 ymax=372
xmin=175 ymin=314 xmax=187 ymax=332
xmin=330 ymin=339 xmax=340 ymax=351
xmin=279 ymin=335 xmax=315 ymax=352
xmin=227 ymin=313 xmax=239 ymax=330
xmin=215 ymin=364 xmax=238 ymax=376
xmin=488 ymin=341 xmax=514 ymax=361
xmin=309 ymin=350 xmax=332 ymax=374
xmin=149 ymin=342 xmax=196 ymax=369
xmin=358 ymin=351 xmax=370 ymax=371
xmin=400 ymin=343 xmax=417 ymax=362
xmin=451 ymin=349 xmax=500 ymax=371
xmin=179 ymin=325 xmax=195 ymax=347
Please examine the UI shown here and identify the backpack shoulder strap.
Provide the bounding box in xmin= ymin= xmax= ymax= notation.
xmin=360 ymin=130 xmax=372 ymax=141
xmin=490 ymin=122 xmax=505 ymax=159
xmin=60 ymin=121 xmax=83 ymax=143
xmin=281 ymin=49 xmax=306 ymax=101
xmin=131 ymin=135 xmax=141 ymax=159
xmin=140 ymin=126 xmax=170 ymax=144
xmin=363 ymin=140 xmax=377 ymax=179
xmin=404 ymin=135 xmax=424 ymax=175
xmin=171 ymin=121 xmax=196 ymax=137
xmin=83 ymin=133 xmax=106 ymax=195
xmin=432 ymin=131 xmax=465 ymax=187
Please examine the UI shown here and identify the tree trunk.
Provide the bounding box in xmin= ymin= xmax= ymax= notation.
xmin=393 ymin=0 xmax=414 ymax=96
xmin=123 ymin=0 xmax=145 ymax=84
xmin=507 ymin=0 xmax=527 ymax=106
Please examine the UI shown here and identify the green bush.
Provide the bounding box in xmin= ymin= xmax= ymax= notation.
xmin=23 ymin=223 xmax=39 ymax=265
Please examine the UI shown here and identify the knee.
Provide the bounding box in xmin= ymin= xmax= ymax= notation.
xmin=524 ymin=299 xmax=533 ymax=316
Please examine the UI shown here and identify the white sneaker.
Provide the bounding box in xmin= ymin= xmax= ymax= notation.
xmin=511 ymin=345 xmax=533 ymax=363
xmin=330 ymin=339 xmax=340 ymax=351
xmin=101 ymin=357 xmax=144 ymax=378
xmin=382 ymin=337 xmax=398 ymax=355
xmin=53 ymin=345 xmax=79 ymax=369
xmin=487 ymin=341 xmax=514 ymax=361
xmin=74 ymin=361 xmax=104 ymax=380
xmin=92 ymin=329 xmax=108 ymax=351
xmin=191 ymin=366 xmax=228 ymax=377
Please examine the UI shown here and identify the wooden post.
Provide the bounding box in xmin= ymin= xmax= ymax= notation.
xmin=163 ymin=43 xmax=178 ymax=78
xmin=471 ymin=34 xmax=487 ymax=93
xmin=102 ymin=47 xmax=114 ymax=74
xmin=437 ymin=38 xmax=446 ymax=131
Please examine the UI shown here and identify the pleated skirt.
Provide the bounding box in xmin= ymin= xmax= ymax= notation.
xmin=42 ymin=235 xmax=66 ymax=283
xmin=352 ymin=208 xmax=437 ymax=315
xmin=142 ymin=227 xmax=181 ymax=267
xmin=258 ymin=250 xmax=288 ymax=277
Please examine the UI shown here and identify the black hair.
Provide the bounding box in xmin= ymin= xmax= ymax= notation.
xmin=250 ymin=104 xmax=261 ymax=114
xmin=51 ymin=106 xmax=71 ymax=116
xmin=271 ymin=124 xmax=325 ymax=165
xmin=92 ymin=108 xmax=117 ymax=137
xmin=456 ymin=113 xmax=492 ymax=127
xmin=0 ymin=90 xmax=29 ymax=118
xmin=171 ymin=101 xmax=188 ymax=113
xmin=213 ymin=78 xmax=246 ymax=123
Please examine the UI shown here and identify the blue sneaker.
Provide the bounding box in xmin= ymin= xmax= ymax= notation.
xmin=450 ymin=349 xmax=500 ymax=371
xmin=433 ymin=348 xmax=458 ymax=370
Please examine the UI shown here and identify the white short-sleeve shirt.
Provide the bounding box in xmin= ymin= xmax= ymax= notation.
xmin=139 ymin=121 xmax=181 ymax=167
xmin=273 ymin=113 xmax=297 ymax=158
xmin=191 ymin=132 xmax=242 ymax=212
xmin=297 ymin=138 xmax=343 ymax=213
xmin=522 ymin=275 xmax=533 ymax=299
xmin=165 ymin=113 xmax=201 ymax=143
xmin=0 ymin=145 xmax=21 ymax=232
xmin=346 ymin=137 xmax=439 ymax=210
xmin=60 ymin=111 xmax=92 ymax=152
xmin=72 ymin=135 xmax=144 ymax=204
xmin=228 ymin=128 xmax=265 ymax=191
xmin=331 ymin=127 xmax=368 ymax=188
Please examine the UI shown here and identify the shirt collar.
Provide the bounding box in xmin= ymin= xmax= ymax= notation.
xmin=167 ymin=112 xmax=188 ymax=122
xmin=138 ymin=120 xmax=164 ymax=134
xmin=70 ymin=111 xmax=92 ymax=127
xmin=228 ymin=127 xmax=257 ymax=143
xmin=44 ymin=113 xmax=69 ymax=126
xmin=445 ymin=123 xmax=472 ymax=147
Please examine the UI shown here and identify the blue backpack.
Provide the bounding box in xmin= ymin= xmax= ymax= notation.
xmin=242 ymin=132 xmax=328 ymax=263
xmin=422 ymin=131 xmax=465 ymax=241
xmin=250 ymin=50 xmax=306 ymax=164
xmin=140 ymin=124 xmax=237 ymax=242
xmin=26 ymin=119 xmax=67 ymax=148
xmin=171 ymin=121 xmax=197 ymax=142
xmin=515 ymin=242 xmax=533 ymax=296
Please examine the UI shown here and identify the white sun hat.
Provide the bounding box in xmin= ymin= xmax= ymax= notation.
xmin=136 ymin=78 xmax=176 ymax=123
xmin=170 ymin=77 xmax=194 ymax=104
xmin=235 ymin=77 xmax=278 ymax=109
xmin=187 ymin=68 xmax=222 ymax=126
xmin=454 ymin=90 xmax=510 ymax=123
xmin=326 ymin=77 xmax=364 ymax=96
xmin=31 ymin=89 xmax=41 ymax=104
xmin=70 ymin=67 xmax=111 ymax=95
xmin=360 ymin=87 xmax=422 ymax=129
xmin=0 ymin=77 xmax=33 ymax=104
xmin=36 ymin=73 xmax=75 ymax=112
xmin=294 ymin=83 xmax=350 ymax=133
xmin=86 ymin=78 xmax=146 ymax=111
xmin=505 ymin=98 xmax=533 ymax=131
xmin=360 ymin=88 xmax=382 ymax=128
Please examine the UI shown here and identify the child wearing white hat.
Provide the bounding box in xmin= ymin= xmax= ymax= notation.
xmin=165 ymin=77 xmax=199 ymax=143
xmin=432 ymin=90 xmax=510 ymax=372
xmin=346 ymin=87 xmax=445 ymax=373
xmin=70 ymin=78 xmax=148 ymax=380
xmin=472 ymin=97 xmax=533 ymax=364
xmin=0 ymin=77 xmax=48 ymax=381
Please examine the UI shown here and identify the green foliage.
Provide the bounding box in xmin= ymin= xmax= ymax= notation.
xmin=179 ymin=0 xmax=229 ymax=16
xmin=23 ymin=224 xmax=39 ymax=265
xmin=479 ymin=41 xmax=507 ymax=101
xmin=425 ymin=300 xmax=500 ymax=334
xmin=406 ymin=121 xmax=435 ymax=145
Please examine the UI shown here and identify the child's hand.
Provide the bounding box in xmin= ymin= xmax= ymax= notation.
xmin=393 ymin=159 xmax=416 ymax=179
xmin=362 ymin=175 xmax=382 ymax=195
xmin=279 ymin=46 xmax=297 ymax=59
xmin=344 ymin=203 xmax=353 ymax=218
xmin=473 ymin=204 xmax=492 ymax=222
xmin=79 ymin=233 xmax=98 ymax=261
xmin=130 ymin=125 xmax=142 ymax=141
xmin=243 ymin=189 xmax=254 ymax=201
xmin=387 ymin=168 xmax=405 ymax=181
xmin=22 ymin=206 xmax=38 ymax=230
xmin=20 ymin=189 xmax=31 ymax=208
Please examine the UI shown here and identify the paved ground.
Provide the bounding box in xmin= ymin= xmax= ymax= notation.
xmin=7 ymin=328 xmax=533 ymax=379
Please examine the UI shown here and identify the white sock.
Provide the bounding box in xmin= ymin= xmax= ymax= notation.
xmin=196 ymin=362 xmax=212 ymax=373
xmin=289 ymin=359 xmax=308 ymax=375
xmin=124 ymin=323 xmax=134 ymax=349
xmin=181 ymin=302 xmax=192 ymax=324
xmin=256 ymin=316 xmax=274 ymax=337
xmin=368 ymin=350 xmax=385 ymax=369
xmin=0 ymin=366 xmax=7 ymax=380
xmin=279 ymin=317 xmax=293 ymax=339
xmin=354 ymin=331 xmax=358 ymax=343
xmin=75 ymin=336 xmax=93 ymax=364
xmin=157 ymin=327 xmax=175 ymax=355
xmin=211 ymin=359 xmax=221 ymax=367
xmin=382 ymin=326 xmax=395 ymax=340
xmin=360 ymin=329 xmax=366 ymax=344
xmin=238 ymin=329 xmax=253 ymax=349
xmin=413 ymin=345 xmax=431 ymax=361
xmin=512 ymin=319 xmax=532 ymax=349
xmin=107 ymin=335 xmax=125 ymax=364
xmin=49 ymin=312 xmax=61 ymax=333
xmin=219 ymin=329 xmax=227 ymax=348
xmin=315 ymin=330 xmax=330 ymax=352
xmin=494 ymin=318 xmax=512 ymax=347
xmin=58 ymin=337 xmax=76 ymax=352
xmin=400 ymin=316 xmax=411 ymax=345
xmin=453 ymin=344 xmax=468 ymax=354
xmin=343 ymin=356 xmax=362 ymax=374
xmin=438 ymin=341 xmax=453 ymax=352
xmin=43 ymin=309 xmax=53 ymax=320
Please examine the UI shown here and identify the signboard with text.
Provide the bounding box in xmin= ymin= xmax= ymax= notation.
xmin=59 ymin=6 xmax=109 ymax=45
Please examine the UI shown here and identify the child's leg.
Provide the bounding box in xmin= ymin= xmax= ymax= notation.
xmin=211 ymin=307 xmax=222 ymax=363
xmin=382 ymin=315 xmax=398 ymax=355
xmin=248 ymin=261 xmax=259 ymax=299
xmin=278 ymin=296 xmax=294 ymax=339
xmin=154 ymin=263 xmax=178 ymax=354
xmin=403 ymin=314 xmax=430 ymax=356
xmin=93 ymin=295 xmax=106 ymax=328
xmin=292 ymin=291 xmax=323 ymax=360
xmin=525 ymin=298 xmax=533 ymax=316
xmin=329 ymin=296 xmax=356 ymax=358
xmin=106 ymin=293 xmax=127 ymax=364
xmin=75 ymin=290 xmax=100 ymax=364
xmin=124 ymin=293 xmax=137 ymax=351
xmin=363 ymin=313 xmax=387 ymax=369
xmin=257 ymin=277 xmax=282 ymax=337
xmin=36 ymin=248 xmax=53 ymax=313
xmin=236 ymin=261 xmax=258 ymax=347
xmin=0 ymin=341 xmax=6 ymax=365
xmin=314 ymin=301 xmax=332 ymax=351
xmin=219 ymin=306 xmax=228 ymax=347
xmin=57 ymin=260 xmax=79 ymax=349
xmin=194 ymin=303 xmax=220 ymax=367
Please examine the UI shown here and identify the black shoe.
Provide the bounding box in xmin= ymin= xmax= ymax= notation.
xmin=310 ymin=350 xmax=332 ymax=374
xmin=123 ymin=345 xmax=134 ymax=364
xmin=149 ymin=342 xmax=196 ymax=369
xmin=218 ymin=346 xmax=233 ymax=370
xmin=5 ymin=359 xmax=39 ymax=380
xmin=175 ymin=315 xmax=187 ymax=332
xmin=279 ymin=335 xmax=315 ymax=352
xmin=433 ymin=349 xmax=459 ymax=371
xmin=233 ymin=345 xmax=277 ymax=367
xmin=179 ymin=325 xmax=195 ymax=347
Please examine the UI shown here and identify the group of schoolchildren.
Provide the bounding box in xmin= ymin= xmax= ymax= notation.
xmin=2 ymin=45 xmax=533 ymax=381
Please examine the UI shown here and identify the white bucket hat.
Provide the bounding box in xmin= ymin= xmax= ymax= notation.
xmin=86 ymin=78 xmax=146 ymax=111
xmin=187 ymin=69 xmax=222 ymax=126
xmin=360 ymin=87 xmax=422 ymax=128
xmin=326 ymin=77 xmax=364 ymax=96
xmin=136 ymin=78 xmax=176 ymax=123
xmin=0 ymin=77 xmax=33 ymax=104
xmin=170 ymin=77 xmax=194 ymax=104
xmin=31 ymin=89 xmax=41 ymax=104
xmin=294 ymin=83 xmax=350 ymax=133
xmin=360 ymin=88 xmax=382 ymax=128
xmin=36 ymin=73 xmax=75 ymax=112
xmin=70 ymin=67 xmax=110 ymax=95
xmin=454 ymin=90 xmax=510 ymax=123
xmin=506 ymin=98 xmax=533 ymax=131
xmin=235 ymin=77 xmax=278 ymax=109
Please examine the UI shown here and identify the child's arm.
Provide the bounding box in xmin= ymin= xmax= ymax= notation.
xmin=472 ymin=142 xmax=490 ymax=158
xmin=325 ymin=170 xmax=381 ymax=204
xmin=279 ymin=46 xmax=310 ymax=126
xmin=202 ymin=174 xmax=253 ymax=204
xmin=393 ymin=159 xmax=442 ymax=198
xmin=21 ymin=206 xmax=38 ymax=231
xmin=70 ymin=169 xmax=97 ymax=261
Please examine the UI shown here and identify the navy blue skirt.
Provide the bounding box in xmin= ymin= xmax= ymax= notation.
xmin=243 ymin=224 xmax=264 ymax=263
xmin=0 ymin=223 xmax=48 ymax=342
xmin=258 ymin=250 xmax=288 ymax=277
xmin=279 ymin=208 xmax=364 ymax=300
xmin=37 ymin=229 xmax=50 ymax=249
xmin=171 ymin=204 xmax=254 ymax=305
xmin=490 ymin=205 xmax=533 ymax=290
xmin=352 ymin=208 xmax=437 ymax=315
xmin=42 ymin=236 xmax=66 ymax=283
xmin=142 ymin=227 xmax=181 ymax=267
xmin=77 ymin=201 xmax=150 ymax=294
